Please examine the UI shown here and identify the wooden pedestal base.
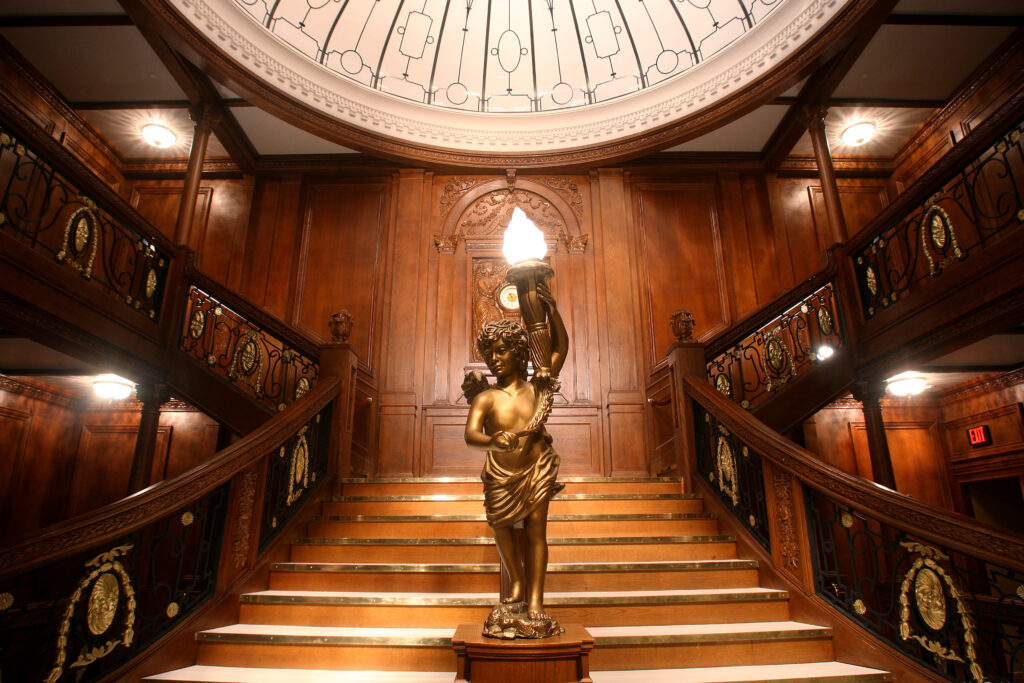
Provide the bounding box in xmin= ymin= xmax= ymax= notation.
xmin=452 ymin=623 xmax=593 ymax=683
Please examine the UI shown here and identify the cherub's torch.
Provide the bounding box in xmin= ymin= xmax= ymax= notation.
xmin=502 ymin=207 xmax=555 ymax=380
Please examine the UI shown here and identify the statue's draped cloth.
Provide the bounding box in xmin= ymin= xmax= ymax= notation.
xmin=482 ymin=432 xmax=561 ymax=528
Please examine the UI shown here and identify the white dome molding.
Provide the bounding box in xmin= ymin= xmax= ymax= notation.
xmin=155 ymin=0 xmax=866 ymax=166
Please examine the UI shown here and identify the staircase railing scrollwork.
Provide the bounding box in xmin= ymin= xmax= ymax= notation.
xmin=0 ymin=117 xmax=174 ymax=323
xmin=849 ymin=92 xmax=1024 ymax=320
xmin=180 ymin=267 xmax=321 ymax=412
xmin=0 ymin=378 xmax=339 ymax=683
xmin=679 ymin=373 xmax=1024 ymax=683
xmin=705 ymin=271 xmax=844 ymax=410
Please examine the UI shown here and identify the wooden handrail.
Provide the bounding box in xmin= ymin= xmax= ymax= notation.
xmin=682 ymin=373 xmax=1024 ymax=569
xmin=0 ymin=376 xmax=339 ymax=579
xmin=185 ymin=263 xmax=322 ymax=361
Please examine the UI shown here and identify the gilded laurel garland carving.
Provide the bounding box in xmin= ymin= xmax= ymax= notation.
xmin=459 ymin=190 xmax=564 ymax=237
xmin=715 ymin=431 xmax=739 ymax=507
xmin=55 ymin=201 xmax=99 ymax=279
xmin=773 ymin=473 xmax=800 ymax=570
xmin=285 ymin=427 xmax=311 ymax=506
xmin=897 ymin=542 xmax=984 ymax=682
xmin=46 ymin=544 xmax=136 ymax=683
xmin=920 ymin=205 xmax=964 ymax=275
xmin=231 ymin=470 xmax=258 ymax=569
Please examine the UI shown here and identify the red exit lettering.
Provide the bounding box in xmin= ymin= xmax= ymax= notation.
xmin=967 ymin=425 xmax=991 ymax=447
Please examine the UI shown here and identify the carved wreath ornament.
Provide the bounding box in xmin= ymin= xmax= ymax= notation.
xmin=897 ymin=541 xmax=984 ymax=682
xmin=46 ymin=544 xmax=137 ymax=683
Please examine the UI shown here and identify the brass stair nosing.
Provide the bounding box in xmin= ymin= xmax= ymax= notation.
xmin=338 ymin=476 xmax=682 ymax=484
xmin=196 ymin=633 xmax=451 ymax=647
xmin=311 ymin=513 xmax=715 ymax=522
xmin=593 ymin=628 xmax=833 ymax=646
xmin=329 ymin=493 xmax=699 ymax=502
xmin=291 ymin=535 xmax=736 ymax=545
xmin=269 ymin=559 xmax=758 ymax=573
xmin=239 ymin=591 xmax=788 ymax=606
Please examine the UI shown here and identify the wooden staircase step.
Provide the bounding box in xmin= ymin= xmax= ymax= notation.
xmin=338 ymin=477 xmax=682 ymax=496
xmin=289 ymin=535 xmax=737 ymax=563
xmin=268 ymin=559 xmax=760 ymax=592
xmin=147 ymin=662 xmax=892 ymax=682
xmin=237 ymin=588 xmax=790 ymax=627
xmin=195 ymin=625 xmax=452 ymax=671
xmin=324 ymin=493 xmax=703 ymax=516
xmin=591 ymin=662 xmax=894 ymax=682
xmin=146 ymin=667 xmax=454 ymax=682
xmin=305 ymin=513 xmax=719 ymax=538
xmin=588 ymin=622 xmax=835 ymax=670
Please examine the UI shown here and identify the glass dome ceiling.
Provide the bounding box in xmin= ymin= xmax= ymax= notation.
xmin=236 ymin=0 xmax=781 ymax=114
xmin=164 ymin=0 xmax=858 ymax=165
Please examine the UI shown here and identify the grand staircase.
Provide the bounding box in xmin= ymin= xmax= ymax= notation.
xmin=147 ymin=477 xmax=892 ymax=682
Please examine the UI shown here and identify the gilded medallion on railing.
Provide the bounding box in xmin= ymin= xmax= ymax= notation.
xmin=805 ymin=493 xmax=1023 ymax=682
xmin=0 ymin=124 xmax=169 ymax=321
xmin=180 ymin=286 xmax=318 ymax=411
xmin=854 ymin=118 xmax=1023 ymax=319
xmin=707 ymin=282 xmax=843 ymax=410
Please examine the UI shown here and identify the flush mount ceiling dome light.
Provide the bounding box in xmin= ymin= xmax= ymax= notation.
xmin=141 ymin=123 xmax=177 ymax=148
xmin=840 ymin=121 xmax=876 ymax=146
xmin=886 ymin=371 xmax=928 ymax=397
xmin=92 ymin=374 xmax=135 ymax=400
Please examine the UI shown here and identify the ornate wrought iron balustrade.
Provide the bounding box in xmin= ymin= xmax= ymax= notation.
xmin=260 ymin=404 xmax=331 ymax=551
xmin=0 ymin=486 xmax=228 ymax=683
xmin=807 ymin=491 xmax=1024 ymax=682
xmin=693 ymin=400 xmax=770 ymax=550
xmin=706 ymin=282 xmax=842 ymax=409
xmin=854 ymin=118 xmax=1024 ymax=318
xmin=0 ymin=123 xmax=169 ymax=321
xmin=181 ymin=286 xmax=319 ymax=410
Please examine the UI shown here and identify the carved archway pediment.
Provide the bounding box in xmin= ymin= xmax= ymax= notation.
xmin=437 ymin=177 xmax=587 ymax=255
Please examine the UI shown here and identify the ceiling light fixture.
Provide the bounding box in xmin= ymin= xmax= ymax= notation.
xmin=141 ymin=123 xmax=177 ymax=149
xmin=840 ymin=121 xmax=876 ymax=146
xmin=886 ymin=371 xmax=928 ymax=397
xmin=92 ymin=374 xmax=135 ymax=400
xmin=816 ymin=345 xmax=835 ymax=361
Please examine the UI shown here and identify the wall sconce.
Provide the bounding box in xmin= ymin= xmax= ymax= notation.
xmin=886 ymin=371 xmax=928 ymax=396
xmin=92 ymin=374 xmax=135 ymax=400
xmin=816 ymin=344 xmax=835 ymax=361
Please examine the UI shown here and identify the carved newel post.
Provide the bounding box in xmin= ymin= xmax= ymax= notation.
xmin=666 ymin=310 xmax=704 ymax=489
xmin=321 ymin=309 xmax=359 ymax=495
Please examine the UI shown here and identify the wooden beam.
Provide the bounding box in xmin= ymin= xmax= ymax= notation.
xmin=0 ymin=15 xmax=132 ymax=28
xmin=761 ymin=0 xmax=900 ymax=170
xmin=770 ymin=96 xmax=945 ymax=109
xmin=886 ymin=13 xmax=1024 ymax=27
xmin=119 ymin=0 xmax=258 ymax=174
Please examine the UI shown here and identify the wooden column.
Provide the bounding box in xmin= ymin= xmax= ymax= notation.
xmin=804 ymin=106 xmax=848 ymax=248
xmin=322 ymin=310 xmax=359 ymax=494
xmin=851 ymin=379 xmax=897 ymax=490
xmin=666 ymin=310 xmax=705 ymax=492
xmin=127 ymin=382 xmax=170 ymax=494
xmin=173 ymin=104 xmax=217 ymax=247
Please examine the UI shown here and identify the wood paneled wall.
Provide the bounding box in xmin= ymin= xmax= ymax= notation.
xmin=0 ymin=377 xmax=219 ymax=542
xmin=186 ymin=166 xmax=890 ymax=478
xmin=803 ymin=372 xmax=1024 ymax=519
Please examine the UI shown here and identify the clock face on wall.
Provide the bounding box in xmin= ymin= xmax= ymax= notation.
xmin=497 ymin=284 xmax=520 ymax=311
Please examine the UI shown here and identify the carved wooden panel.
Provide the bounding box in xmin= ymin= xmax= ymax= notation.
xmin=458 ymin=189 xmax=567 ymax=239
xmin=850 ymin=421 xmax=954 ymax=511
xmin=471 ymin=258 xmax=521 ymax=361
xmin=633 ymin=181 xmax=730 ymax=364
xmin=0 ymin=405 xmax=31 ymax=524
xmin=67 ymin=424 xmax=170 ymax=518
xmin=293 ymin=180 xmax=389 ymax=367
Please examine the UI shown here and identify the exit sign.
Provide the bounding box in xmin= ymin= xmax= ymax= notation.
xmin=967 ymin=425 xmax=992 ymax=447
